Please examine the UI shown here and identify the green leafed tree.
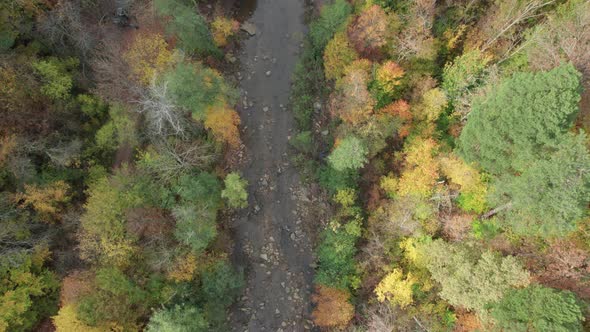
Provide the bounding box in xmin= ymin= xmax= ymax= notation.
xmin=76 ymin=267 xmax=154 ymax=329
xmin=0 ymin=249 xmax=59 ymax=332
xmin=164 ymin=63 xmax=236 ymax=120
xmin=174 ymin=172 xmax=222 ymax=208
xmin=309 ymin=0 xmax=352 ymax=53
xmin=172 ymin=204 xmax=217 ymax=253
xmin=488 ymin=285 xmax=584 ymax=332
xmin=458 ymin=64 xmax=582 ymax=175
xmin=328 ymin=136 xmax=368 ymax=171
xmin=315 ymin=218 xmax=362 ymax=290
xmin=442 ymin=50 xmax=489 ymax=101
xmin=79 ymin=171 xmax=145 ymax=268
xmin=31 ymin=57 xmax=78 ymax=100
xmin=154 ymin=0 xmax=218 ymax=56
xmin=221 ymin=172 xmax=248 ymax=209
xmin=200 ymin=260 xmax=244 ymax=326
xmin=94 ymin=104 xmax=136 ymax=152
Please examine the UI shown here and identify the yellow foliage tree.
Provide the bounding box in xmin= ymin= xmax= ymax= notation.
xmin=211 ymin=16 xmax=238 ymax=47
xmin=413 ymin=88 xmax=447 ymax=122
xmin=324 ymin=31 xmax=358 ymax=82
xmin=204 ymin=103 xmax=241 ymax=148
xmin=439 ymin=155 xmax=487 ymax=213
xmin=399 ymin=237 xmax=430 ymax=274
xmin=17 ymin=180 xmax=70 ymax=222
xmin=375 ymin=61 xmax=404 ymax=95
xmin=397 ymin=138 xmax=439 ymax=198
xmin=0 ymin=134 xmax=17 ymax=165
xmin=375 ymin=269 xmax=417 ymax=308
xmin=439 ymin=155 xmax=482 ymax=192
xmin=333 ymin=188 xmax=356 ymax=208
xmin=167 ymin=253 xmax=198 ymax=282
xmin=52 ymin=305 xmax=103 ymax=332
xmin=379 ymin=175 xmax=398 ymax=198
xmin=124 ymin=32 xmax=173 ymax=86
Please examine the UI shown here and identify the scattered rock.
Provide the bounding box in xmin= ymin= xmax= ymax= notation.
xmin=265 ymin=71 xmax=272 ymax=76
xmin=263 ymin=106 xmax=269 ymax=112
xmin=260 ymin=253 xmax=268 ymax=261
xmin=314 ymin=102 xmax=322 ymax=110
xmin=321 ymin=130 xmax=329 ymax=136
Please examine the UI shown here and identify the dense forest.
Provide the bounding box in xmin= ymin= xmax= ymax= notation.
xmin=291 ymin=0 xmax=590 ymax=330
xmin=1 ymin=0 xmax=247 ymax=330
xmin=1 ymin=0 xmax=589 ymax=331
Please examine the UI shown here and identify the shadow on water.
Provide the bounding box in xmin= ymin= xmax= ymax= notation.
xmin=221 ymin=0 xmax=258 ymax=22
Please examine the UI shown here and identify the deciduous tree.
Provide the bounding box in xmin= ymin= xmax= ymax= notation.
xmin=328 ymin=136 xmax=368 ymax=171
xmin=396 ymin=138 xmax=439 ymax=198
xmin=348 ymin=5 xmax=389 ymax=57
xmin=146 ymin=305 xmax=208 ymax=332
xmin=204 ymin=104 xmax=241 ymax=148
xmin=32 ymin=57 xmax=78 ymax=100
xmin=124 ymin=32 xmax=173 ymax=86
xmin=374 ymin=269 xmax=416 ymax=308
xmin=330 ymin=68 xmax=375 ymax=124
xmin=211 ymin=16 xmax=239 ymax=47
xmin=323 ymin=31 xmax=358 ymax=82
xmin=420 ymin=239 xmax=530 ymax=312
xmin=16 ymin=180 xmax=70 ymax=223
xmin=311 ymin=286 xmax=354 ymax=328
xmin=374 ymin=61 xmax=404 ymax=95
xmin=221 ymin=172 xmax=248 ymax=209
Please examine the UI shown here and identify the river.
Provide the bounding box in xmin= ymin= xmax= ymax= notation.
xmin=228 ymin=0 xmax=317 ymax=331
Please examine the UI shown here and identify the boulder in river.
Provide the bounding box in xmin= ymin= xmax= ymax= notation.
xmin=241 ymin=22 xmax=257 ymax=36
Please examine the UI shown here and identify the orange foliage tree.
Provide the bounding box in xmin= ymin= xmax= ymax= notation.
xmin=348 ymin=5 xmax=389 ymax=57
xmin=330 ymin=68 xmax=375 ymax=124
xmin=379 ymin=100 xmax=411 ymax=137
xmin=211 ymin=16 xmax=239 ymax=47
xmin=204 ymin=104 xmax=241 ymax=148
xmin=311 ymin=286 xmax=354 ymax=329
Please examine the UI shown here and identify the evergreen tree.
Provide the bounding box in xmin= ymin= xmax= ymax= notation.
xmin=489 ymin=285 xmax=584 ymax=332
xmin=458 ymin=64 xmax=582 ymax=174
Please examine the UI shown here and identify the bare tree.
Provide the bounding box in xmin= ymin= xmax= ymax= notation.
xmin=526 ymin=0 xmax=590 ymax=81
xmin=37 ymin=1 xmax=97 ymax=59
xmin=91 ymin=41 xmax=136 ymax=102
xmin=476 ymin=0 xmax=555 ymax=52
xmin=140 ymin=139 xmax=216 ymax=182
xmin=131 ymin=78 xmax=188 ymax=139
